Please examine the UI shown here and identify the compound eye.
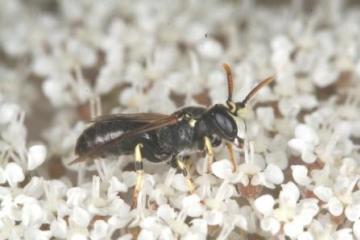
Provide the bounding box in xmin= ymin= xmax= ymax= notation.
xmin=214 ymin=112 xmax=236 ymax=139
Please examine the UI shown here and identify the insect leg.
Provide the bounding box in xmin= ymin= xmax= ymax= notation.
xmin=132 ymin=143 xmax=144 ymax=208
xmin=204 ymin=136 xmax=214 ymax=173
xmin=226 ymin=143 xmax=237 ymax=172
xmin=176 ymin=156 xmax=195 ymax=194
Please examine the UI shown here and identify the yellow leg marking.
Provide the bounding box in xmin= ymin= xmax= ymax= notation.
xmin=204 ymin=136 xmax=214 ymax=173
xmin=132 ymin=143 xmax=143 ymax=208
xmin=226 ymin=143 xmax=237 ymax=172
xmin=177 ymin=158 xmax=195 ymax=194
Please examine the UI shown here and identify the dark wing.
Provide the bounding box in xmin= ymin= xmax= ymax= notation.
xmin=90 ymin=112 xmax=170 ymax=123
xmin=69 ymin=113 xmax=180 ymax=165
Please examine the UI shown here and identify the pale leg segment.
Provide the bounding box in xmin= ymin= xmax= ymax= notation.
xmin=132 ymin=143 xmax=144 ymax=208
xmin=204 ymin=136 xmax=214 ymax=173
xmin=176 ymin=156 xmax=195 ymax=194
xmin=226 ymin=143 xmax=237 ymax=172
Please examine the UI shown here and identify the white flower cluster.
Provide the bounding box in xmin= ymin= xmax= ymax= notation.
xmin=1 ymin=0 xmax=360 ymax=239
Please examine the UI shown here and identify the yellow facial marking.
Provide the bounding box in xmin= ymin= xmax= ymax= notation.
xmin=237 ymin=107 xmax=248 ymax=118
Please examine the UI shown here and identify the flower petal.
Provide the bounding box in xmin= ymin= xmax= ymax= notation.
xmin=264 ymin=164 xmax=284 ymax=185
xmin=70 ymin=207 xmax=91 ymax=227
xmin=345 ymin=204 xmax=360 ymax=222
xmin=182 ymin=194 xmax=204 ymax=217
xmin=313 ymin=186 xmax=333 ymax=202
xmin=211 ymin=159 xmax=233 ymax=179
xmin=291 ymin=165 xmax=311 ymax=186
xmin=328 ymin=197 xmax=343 ymax=216
xmin=157 ymin=204 xmax=176 ymax=222
xmin=172 ymin=174 xmax=189 ymax=192
xmin=255 ymin=194 xmax=275 ymax=216
xmin=90 ymin=220 xmax=108 ymax=239
xmin=27 ymin=144 xmax=47 ymax=170
xmin=295 ymin=124 xmax=319 ymax=145
xmin=284 ymin=219 xmax=303 ymax=238
xmin=354 ymin=220 xmax=360 ymax=239
xmin=50 ymin=218 xmax=68 ymax=239
xmin=5 ymin=162 xmax=25 ymax=187
xmin=260 ymin=217 xmax=280 ymax=235
xmin=280 ymin=182 xmax=300 ymax=206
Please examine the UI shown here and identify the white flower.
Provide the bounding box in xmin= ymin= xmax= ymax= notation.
xmin=32 ymin=54 xmax=57 ymax=77
xmin=327 ymin=197 xmax=343 ymax=216
xmin=66 ymin=38 xmax=97 ymax=68
xmin=261 ymin=217 xmax=281 ymax=235
xmin=191 ymin=219 xmax=207 ymax=235
xmin=50 ymin=218 xmax=68 ymax=239
xmin=4 ymin=162 xmax=25 ymax=187
xmin=70 ymin=207 xmax=91 ymax=228
xmin=271 ymin=35 xmax=294 ymax=72
xmin=203 ymin=210 xmax=224 ymax=226
xmin=353 ymin=220 xmax=360 ymax=239
xmin=211 ymin=159 xmax=234 ymax=180
xmin=263 ymin=164 xmax=284 ymax=186
xmin=21 ymin=202 xmax=45 ymax=226
xmin=171 ymin=174 xmax=189 ymax=192
xmin=313 ymin=176 xmax=359 ymax=220
xmin=138 ymin=229 xmax=156 ymax=240
xmin=183 ymin=23 xmax=208 ymax=44
xmin=312 ymin=61 xmax=338 ymax=88
xmin=278 ymin=97 xmax=301 ymax=117
xmin=297 ymin=232 xmax=314 ymax=240
xmin=42 ymin=77 xmax=73 ymax=107
xmin=24 ymin=227 xmax=52 ymax=240
xmin=23 ymin=177 xmax=44 ymax=199
xmin=334 ymin=228 xmax=353 ymax=240
xmin=283 ymin=218 xmax=305 ymax=238
xmin=107 ymin=200 xmax=132 ymax=229
xmin=344 ymin=204 xmax=360 ymax=222
xmin=139 ymin=217 xmax=173 ymax=239
xmin=90 ymin=220 xmax=109 ymax=239
xmin=291 ymin=165 xmax=312 ymax=186
xmin=258 ymin=182 xmax=319 ymax=237
xmin=297 ymin=94 xmax=319 ymax=110
xmin=0 ymin=167 xmax=7 ymax=184
xmin=313 ymin=186 xmax=333 ymax=202
xmin=182 ymin=194 xmax=205 ymax=217
xmin=254 ymin=194 xmax=275 ymax=216
xmin=96 ymin=63 xmax=123 ymax=95
xmin=155 ymin=204 xmax=189 ymax=237
xmin=197 ymin=38 xmax=223 ymax=59
xmin=70 ymin=233 xmax=88 ymax=240
xmin=256 ymin=107 xmax=275 ymax=131
xmin=27 ymin=144 xmax=47 ymax=171
xmin=66 ymin=187 xmax=88 ymax=207
xmin=157 ymin=204 xmax=176 ymax=222
xmin=0 ymin=102 xmax=20 ymax=124
xmin=251 ymin=165 xmax=284 ymax=189
xmin=288 ymin=124 xmax=319 ymax=163
xmin=117 ymin=234 xmax=133 ymax=240
xmin=107 ymin=176 xmax=128 ymax=200
xmin=265 ymin=150 xmax=288 ymax=170
xmin=1 ymin=118 xmax=27 ymax=154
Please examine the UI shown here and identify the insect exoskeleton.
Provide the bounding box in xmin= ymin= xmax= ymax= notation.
xmin=71 ymin=63 xmax=274 ymax=207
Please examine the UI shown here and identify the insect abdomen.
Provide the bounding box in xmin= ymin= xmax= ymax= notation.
xmin=75 ymin=121 xmax=140 ymax=156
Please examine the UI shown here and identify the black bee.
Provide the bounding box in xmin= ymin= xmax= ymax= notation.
xmin=71 ymin=64 xmax=273 ymax=205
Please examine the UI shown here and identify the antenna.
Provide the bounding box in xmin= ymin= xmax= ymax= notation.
xmin=223 ymin=63 xmax=234 ymax=102
xmin=239 ymin=76 xmax=274 ymax=106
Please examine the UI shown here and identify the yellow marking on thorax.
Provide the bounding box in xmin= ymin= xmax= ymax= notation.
xmin=188 ymin=119 xmax=197 ymax=127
